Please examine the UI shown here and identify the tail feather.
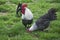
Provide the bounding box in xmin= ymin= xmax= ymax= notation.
xmin=48 ymin=8 xmax=57 ymax=21
xmin=49 ymin=13 xmax=57 ymax=21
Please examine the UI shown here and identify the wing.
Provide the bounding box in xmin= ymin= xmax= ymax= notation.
xmin=36 ymin=19 xmax=50 ymax=30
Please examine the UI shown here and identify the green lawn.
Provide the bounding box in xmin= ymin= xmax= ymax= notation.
xmin=0 ymin=0 xmax=60 ymax=40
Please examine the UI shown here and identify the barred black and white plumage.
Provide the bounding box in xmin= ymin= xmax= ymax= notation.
xmin=28 ymin=8 xmax=57 ymax=32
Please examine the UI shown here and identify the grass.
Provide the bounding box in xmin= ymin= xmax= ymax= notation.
xmin=0 ymin=0 xmax=60 ymax=40
xmin=0 ymin=0 xmax=7 ymax=5
xmin=0 ymin=4 xmax=16 ymax=12
xmin=9 ymin=0 xmax=33 ymax=4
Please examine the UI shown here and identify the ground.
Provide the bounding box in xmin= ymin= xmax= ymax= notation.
xmin=0 ymin=0 xmax=60 ymax=40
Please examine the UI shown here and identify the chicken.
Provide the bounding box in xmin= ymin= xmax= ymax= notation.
xmin=16 ymin=3 xmax=33 ymax=28
xmin=27 ymin=8 xmax=57 ymax=32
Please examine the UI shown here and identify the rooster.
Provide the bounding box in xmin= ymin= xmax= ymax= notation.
xmin=27 ymin=8 xmax=57 ymax=32
xmin=16 ymin=3 xmax=33 ymax=28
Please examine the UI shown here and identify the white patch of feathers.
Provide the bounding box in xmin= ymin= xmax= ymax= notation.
xmin=29 ymin=23 xmax=38 ymax=31
xmin=22 ymin=7 xmax=33 ymax=20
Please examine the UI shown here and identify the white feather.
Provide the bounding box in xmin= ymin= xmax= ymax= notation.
xmin=29 ymin=23 xmax=38 ymax=31
xmin=22 ymin=7 xmax=33 ymax=20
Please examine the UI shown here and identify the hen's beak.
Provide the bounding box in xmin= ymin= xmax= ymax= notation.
xmin=26 ymin=28 xmax=32 ymax=33
xmin=16 ymin=3 xmax=22 ymax=17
